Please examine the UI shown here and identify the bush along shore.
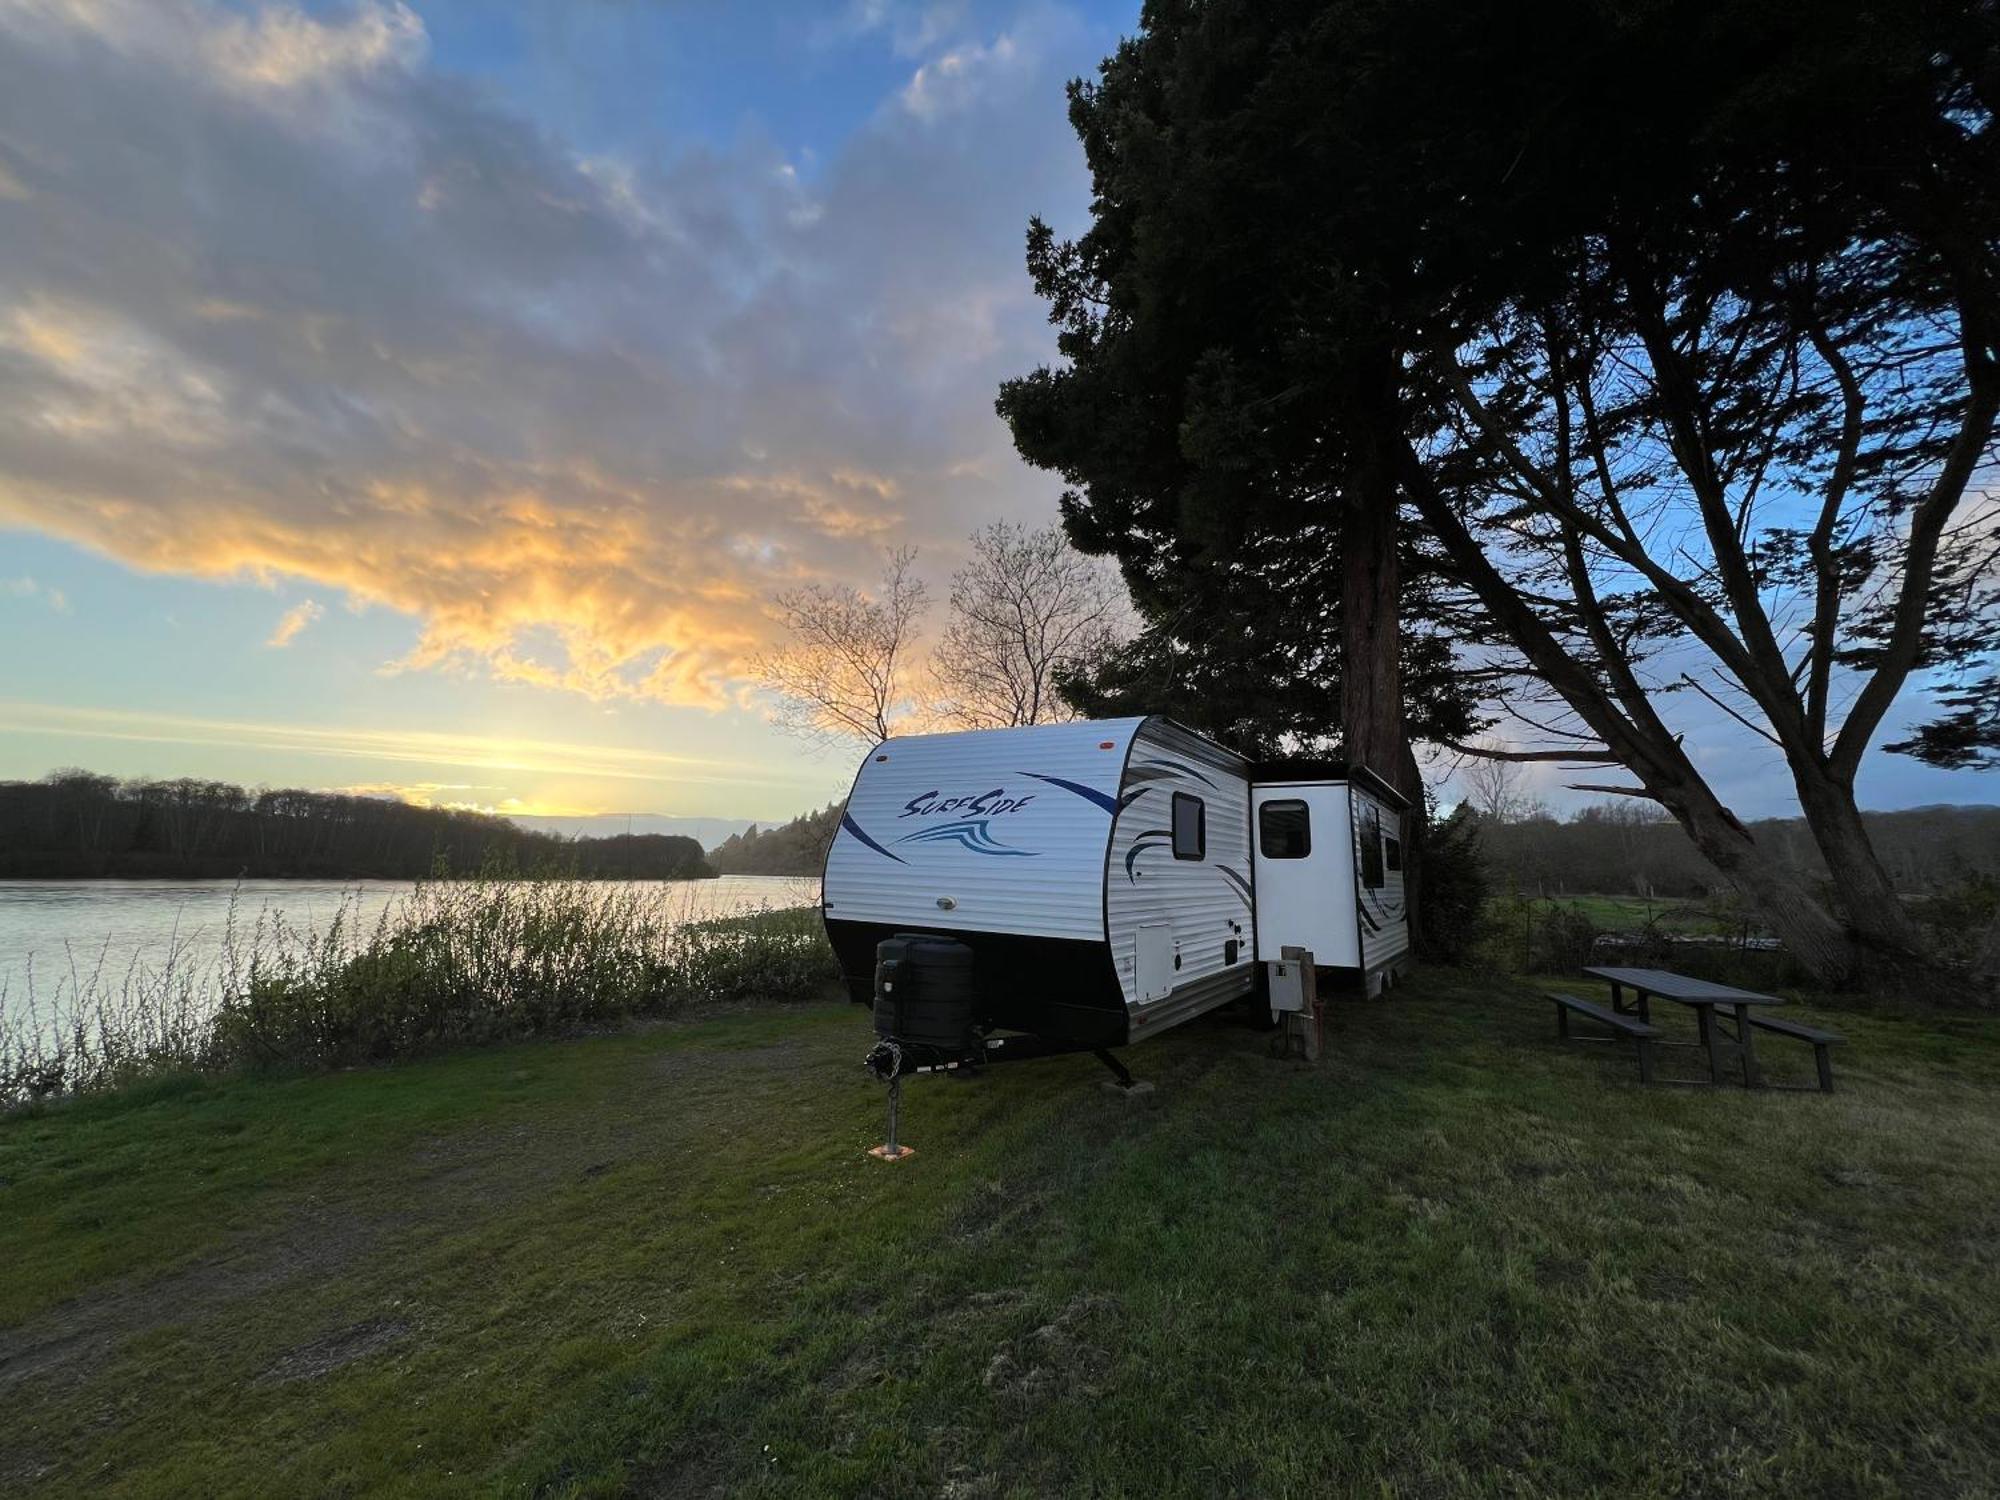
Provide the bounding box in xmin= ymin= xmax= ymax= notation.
xmin=0 ymin=878 xmax=837 ymax=1107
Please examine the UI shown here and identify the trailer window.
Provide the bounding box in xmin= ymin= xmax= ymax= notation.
xmin=1384 ymin=834 xmax=1403 ymax=873
xmin=1358 ymin=808 xmax=1385 ymax=889
xmin=1171 ymin=792 xmax=1206 ymax=860
xmin=1258 ymin=800 xmax=1311 ymax=859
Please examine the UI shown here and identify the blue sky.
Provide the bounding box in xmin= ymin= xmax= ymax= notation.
xmin=0 ymin=0 xmax=1991 ymax=827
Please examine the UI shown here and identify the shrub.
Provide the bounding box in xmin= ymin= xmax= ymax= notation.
xmin=1531 ymin=903 xmax=1602 ymax=975
xmin=3 ymin=879 xmax=838 ymax=1104
xmin=1471 ymin=883 xmax=1534 ymax=974
xmin=1915 ymin=875 xmax=2000 ymax=967
xmin=1470 ymin=889 xmax=1600 ymax=976
xmin=1414 ymin=805 xmax=1489 ymax=965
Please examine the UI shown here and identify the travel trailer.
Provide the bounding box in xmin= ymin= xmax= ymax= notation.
xmin=821 ymin=716 xmax=1409 ymax=1087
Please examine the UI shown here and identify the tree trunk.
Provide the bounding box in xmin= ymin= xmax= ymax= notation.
xmin=1399 ymin=443 xmax=1865 ymax=984
xmin=1340 ymin=361 xmax=1423 ymax=938
xmin=1790 ymin=766 xmax=1931 ymax=960
xmin=1664 ymin=791 xmax=1859 ymax=978
xmin=1394 ymin=734 xmax=1432 ymax=958
xmin=1344 ymin=374 xmax=1408 ymax=800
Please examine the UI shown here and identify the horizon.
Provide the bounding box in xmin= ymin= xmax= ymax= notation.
xmin=1 ymin=0 xmax=1994 ymax=824
xmin=2 ymin=757 xmax=1993 ymax=844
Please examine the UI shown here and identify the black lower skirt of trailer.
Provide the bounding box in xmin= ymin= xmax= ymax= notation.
xmin=827 ymin=917 xmax=1129 ymax=1046
xmin=864 ymin=1032 xmax=1135 ymax=1088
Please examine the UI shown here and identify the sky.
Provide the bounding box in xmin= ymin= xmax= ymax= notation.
xmin=0 ymin=0 xmax=1992 ymax=829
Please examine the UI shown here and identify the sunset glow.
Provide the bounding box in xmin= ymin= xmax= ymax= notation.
xmin=0 ymin=0 xmax=1126 ymax=821
xmin=0 ymin=0 xmax=1992 ymax=825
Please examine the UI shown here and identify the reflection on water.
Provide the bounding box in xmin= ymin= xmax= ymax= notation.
xmin=0 ymin=875 xmax=820 ymax=1025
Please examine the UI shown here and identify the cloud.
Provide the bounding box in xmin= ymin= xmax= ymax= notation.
xmin=0 ymin=699 xmax=804 ymax=786
xmin=901 ymin=33 xmax=1020 ymax=120
xmin=332 ymin=782 xmax=628 ymax=817
xmin=266 ymin=597 xmax=324 ymax=647
xmin=2 ymin=574 xmax=70 ymax=612
xmin=0 ymin=0 xmax=1094 ymax=706
xmin=333 ymin=779 xmax=519 ymax=812
xmin=823 ymin=0 xmax=971 ymax=57
xmin=3 ymin=0 xmax=425 ymax=92
xmin=205 ymin=0 xmax=425 ymax=91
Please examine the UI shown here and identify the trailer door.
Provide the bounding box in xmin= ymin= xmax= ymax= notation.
xmin=1250 ymin=783 xmax=1359 ymax=966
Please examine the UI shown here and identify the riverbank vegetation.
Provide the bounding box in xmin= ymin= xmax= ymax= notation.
xmin=4 ymin=974 xmax=1996 ymax=1496
xmin=0 ymin=878 xmax=833 ymax=1106
xmin=0 ymin=771 xmax=715 ymax=881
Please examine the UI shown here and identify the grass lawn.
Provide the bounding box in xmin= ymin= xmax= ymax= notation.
xmin=4 ymin=973 xmax=1998 ymax=1497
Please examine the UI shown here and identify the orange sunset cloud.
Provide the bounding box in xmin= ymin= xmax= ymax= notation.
xmin=0 ymin=0 xmax=1080 ymax=711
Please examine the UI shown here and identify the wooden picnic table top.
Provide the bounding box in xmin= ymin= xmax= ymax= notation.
xmin=1581 ymin=966 xmax=1785 ymax=1006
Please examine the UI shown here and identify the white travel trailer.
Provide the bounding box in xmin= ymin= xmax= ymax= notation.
xmin=823 ymin=716 xmax=1409 ymax=1075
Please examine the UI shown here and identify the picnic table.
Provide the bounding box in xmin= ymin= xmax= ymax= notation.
xmin=1581 ymin=966 xmax=1784 ymax=1088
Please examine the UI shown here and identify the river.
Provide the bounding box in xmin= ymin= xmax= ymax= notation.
xmin=0 ymin=875 xmax=820 ymax=1028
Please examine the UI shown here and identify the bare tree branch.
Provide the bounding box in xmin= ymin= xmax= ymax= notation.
xmin=750 ymin=547 xmax=931 ymax=748
xmin=931 ymin=522 xmax=1128 ymax=728
xmin=1445 ymin=741 xmax=1622 ymax=764
xmin=1677 ymin=673 xmax=1785 ymax=750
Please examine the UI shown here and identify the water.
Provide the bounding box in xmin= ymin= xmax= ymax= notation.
xmin=0 ymin=875 xmax=820 ymax=1028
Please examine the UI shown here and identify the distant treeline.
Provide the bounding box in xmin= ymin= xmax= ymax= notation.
xmin=708 ymin=804 xmax=840 ymax=876
xmin=706 ymin=791 xmax=2000 ymax=898
xmin=0 ymin=771 xmax=715 ymax=881
xmin=1481 ymin=802 xmax=2000 ymax=899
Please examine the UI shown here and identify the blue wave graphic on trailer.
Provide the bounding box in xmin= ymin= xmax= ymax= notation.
xmin=839 ymin=812 xmax=906 ymax=863
xmin=894 ymin=819 xmax=1039 ymax=856
xmin=1017 ymin=770 xmax=1144 ymax=815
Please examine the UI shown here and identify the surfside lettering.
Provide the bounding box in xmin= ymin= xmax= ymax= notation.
xmin=898 ymin=788 xmax=1036 ymax=819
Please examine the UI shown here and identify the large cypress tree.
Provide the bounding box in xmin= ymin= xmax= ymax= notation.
xmin=1002 ymin=0 xmax=1999 ymax=986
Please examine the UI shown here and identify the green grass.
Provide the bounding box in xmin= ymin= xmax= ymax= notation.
xmin=4 ymin=975 xmax=1998 ymax=1497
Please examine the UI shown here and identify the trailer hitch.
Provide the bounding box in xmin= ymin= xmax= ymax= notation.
xmin=862 ymin=1039 xmax=903 ymax=1083
xmin=862 ymin=1040 xmax=915 ymax=1161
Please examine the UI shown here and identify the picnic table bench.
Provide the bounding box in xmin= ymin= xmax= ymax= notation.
xmin=1546 ymin=991 xmax=1660 ymax=1083
xmin=1582 ymin=966 xmax=1784 ymax=1088
xmin=1576 ymin=966 xmax=1845 ymax=1091
xmin=1745 ymin=1013 xmax=1845 ymax=1093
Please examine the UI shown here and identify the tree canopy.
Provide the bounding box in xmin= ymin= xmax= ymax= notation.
xmin=1001 ymin=0 xmax=1999 ymax=984
xmin=707 ymin=804 xmax=841 ymax=877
